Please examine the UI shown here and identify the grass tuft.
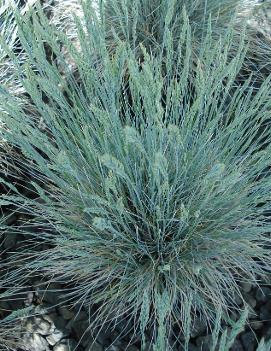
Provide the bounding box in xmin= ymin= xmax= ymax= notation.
xmin=1 ymin=1 xmax=271 ymax=349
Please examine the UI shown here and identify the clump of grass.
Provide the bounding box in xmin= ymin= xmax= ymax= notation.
xmin=1 ymin=2 xmax=271 ymax=349
xmin=103 ymin=0 xmax=271 ymax=89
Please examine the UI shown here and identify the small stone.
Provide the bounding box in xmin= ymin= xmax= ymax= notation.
xmin=72 ymin=319 xmax=89 ymax=340
xmin=240 ymin=282 xmax=252 ymax=293
xmin=42 ymin=313 xmax=55 ymax=324
xmin=42 ymin=291 xmax=59 ymax=305
xmin=58 ymin=306 xmax=75 ymax=320
xmin=256 ymin=287 xmax=271 ymax=304
xmin=24 ymin=291 xmax=34 ymax=306
xmin=24 ymin=333 xmax=50 ymax=351
xmin=35 ymin=318 xmax=52 ymax=335
xmin=74 ymin=309 xmax=88 ymax=322
xmin=53 ymin=315 xmax=68 ymax=331
xmin=244 ymin=294 xmax=257 ymax=309
xmin=46 ymin=330 xmax=64 ymax=346
xmin=25 ymin=321 xmax=35 ymax=333
xmin=240 ymin=332 xmax=256 ymax=351
xmin=53 ymin=343 xmax=69 ymax=351
xmin=231 ymin=339 xmax=244 ymax=351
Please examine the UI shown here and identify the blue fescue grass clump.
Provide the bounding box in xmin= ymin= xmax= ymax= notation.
xmin=103 ymin=0 xmax=271 ymax=83
xmin=1 ymin=1 xmax=271 ymax=349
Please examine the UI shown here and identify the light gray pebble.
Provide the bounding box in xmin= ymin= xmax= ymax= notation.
xmin=46 ymin=330 xmax=64 ymax=346
xmin=24 ymin=291 xmax=34 ymax=306
xmin=35 ymin=318 xmax=53 ymax=335
xmin=43 ymin=313 xmax=56 ymax=324
xmin=53 ymin=343 xmax=69 ymax=351
xmin=25 ymin=320 xmax=35 ymax=333
xmin=23 ymin=333 xmax=50 ymax=351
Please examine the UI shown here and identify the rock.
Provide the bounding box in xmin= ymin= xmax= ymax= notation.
xmin=256 ymin=287 xmax=271 ymax=304
xmin=25 ymin=320 xmax=35 ymax=333
xmin=58 ymin=306 xmax=75 ymax=320
xmin=46 ymin=330 xmax=64 ymax=346
xmin=240 ymin=331 xmax=256 ymax=351
xmin=53 ymin=315 xmax=68 ymax=331
xmin=72 ymin=319 xmax=89 ymax=340
xmin=23 ymin=333 xmax=50 ymax=351
xmin=42 ymin=291 xmax=59 ymax=305
xmin=74 ymin=309 xmax=88 ymax=322
xmin=231 ymin=339 xmax=244 ymax=351
xmin=240 ymin=282 xmax=253 ymax=293
xmin=35 ymin=317 xmax=53 ymax=335
xmin=43 ymin=312 xmax=56 ymax=324
xmin=53 ymin=343 xmax=69 ymax=351
xmin=244 ymin=294 xmax=257 ymax=309
xmin=24 ymin=291 xmax=34 ymax=306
